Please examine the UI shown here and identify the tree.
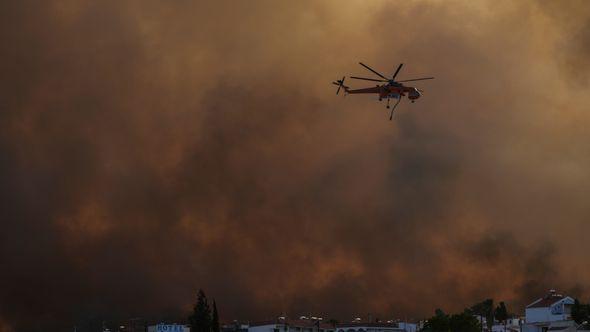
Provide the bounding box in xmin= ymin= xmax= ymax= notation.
xmin=421 ymin=309 xmax=450 ymax=332
xmin=494 ymin=302 xmax=508 ymax=332
xmin=189 ymin=289 xmax=212 ymax=332
xmin=572 ymin=299 xmax=583 ymax=323
xmin=470 ymin=299 xmax=494 ymax=332
xmin=449 ymin=310 xmax=480 ymax=332
xmin=212 ymin=300 xmax=220 ymax=332
xmin=572 ymin=299 xmax=590 ymax=325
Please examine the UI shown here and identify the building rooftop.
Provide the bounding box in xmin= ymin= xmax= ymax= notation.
xmin=336 ymin=322 xmax=401 ymax=328
xmin=526 ymin=290 xmax=566 ymax=308
xmin=248 ymin=318 xmax=335 ymax=330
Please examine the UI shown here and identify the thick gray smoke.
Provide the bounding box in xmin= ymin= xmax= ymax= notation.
xmin=1 ymin=1 xmax=590 ymax=331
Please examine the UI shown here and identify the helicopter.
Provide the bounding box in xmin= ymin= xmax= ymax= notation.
xmin=332 ymin=62 xmax=434 ymax=120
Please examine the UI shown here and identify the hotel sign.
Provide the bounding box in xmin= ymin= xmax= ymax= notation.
xmin=153 ymin=324 xmax=190 ymax=332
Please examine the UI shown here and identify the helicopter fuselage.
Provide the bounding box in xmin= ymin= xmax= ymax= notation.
xmin=377 ymin=83 xmax=421 ymax=101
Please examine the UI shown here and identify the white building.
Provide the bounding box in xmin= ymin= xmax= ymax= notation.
xmin=491 ymin=318 xmax=523 ymax=332
xmin=522 ymin=290 xmax=576 ymax=332
xmin=336 ymin=322 xmax=416 ymax=332
xmin=246 ymin=318 xmax=415 ymax=332
xmin=248 ymin=318 xmax=335 ymax=332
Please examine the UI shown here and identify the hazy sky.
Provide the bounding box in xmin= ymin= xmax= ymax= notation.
xmin=1 ymin=1 xmax=590 ymax=331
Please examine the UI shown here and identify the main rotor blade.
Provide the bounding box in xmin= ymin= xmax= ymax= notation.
xmin=397 ymin=77 xmax=435 ymax=82
xmin=350 ymin=76 xmax=387 ymax=82
xmin=391 ymin=63 xmax=404 ymax=80
xmin=359 ymin=62 xmax=389 ymax=80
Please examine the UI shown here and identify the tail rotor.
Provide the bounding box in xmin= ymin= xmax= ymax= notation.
xmin=331 ymin=76 xmax=348 ymax=95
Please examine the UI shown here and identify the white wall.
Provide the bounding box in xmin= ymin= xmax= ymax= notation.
xmin=336 ymin=326 xmax=405 ymax=332
xmin=397 ymin=323 xmax=417 ymax=332
xmin=525 ymin=307 xmax=551 ymax=323
xmin=249 ymin=324 xmax=280 ymax=332
xmin=249 ymin=323 xmax=332 ymax=332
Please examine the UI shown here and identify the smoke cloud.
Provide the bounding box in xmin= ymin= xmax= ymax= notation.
xmin=1 ymin=0 xmax=590 ymax=330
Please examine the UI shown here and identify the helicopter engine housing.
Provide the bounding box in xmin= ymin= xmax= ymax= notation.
xmin=408 ymin=88 xmax=421 ymax=100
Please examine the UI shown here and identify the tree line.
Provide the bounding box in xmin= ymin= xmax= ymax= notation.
xmin=572 ymin=298 xmax=590 ymax=328
xmin=421 ymin=298 xmax=510 ymax=332
xmin=188 ymin=289 xmax=221 ymax=332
